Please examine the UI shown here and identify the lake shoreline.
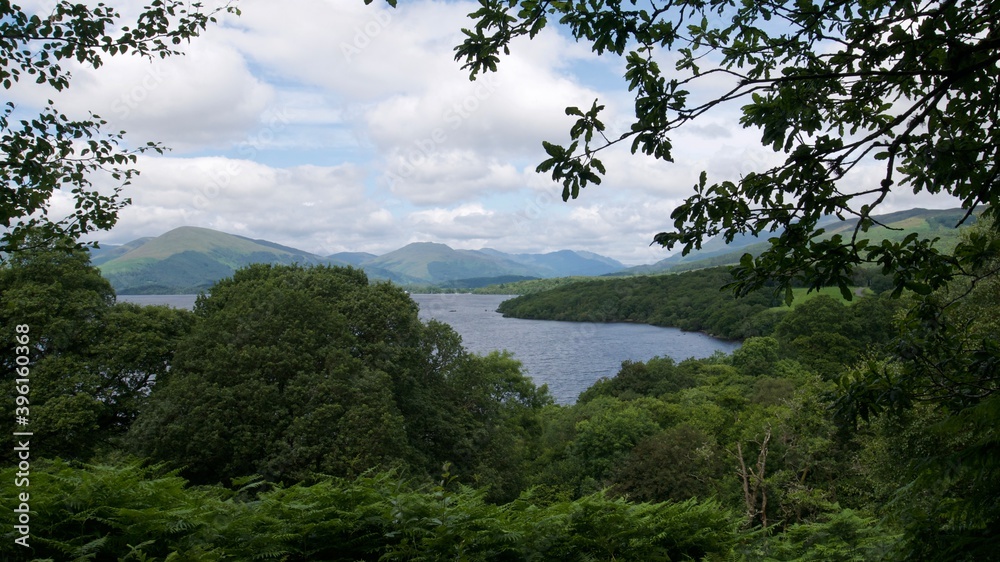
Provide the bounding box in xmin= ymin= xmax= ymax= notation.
xmin=119 ymin=293 xmax=741 ymax=404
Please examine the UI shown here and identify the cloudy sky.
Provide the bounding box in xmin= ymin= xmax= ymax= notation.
xmin=20 ymin=0 xmax=962 ymax=265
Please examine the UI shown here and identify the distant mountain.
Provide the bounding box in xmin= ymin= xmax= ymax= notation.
xmin=361 ymin=242 xmax=539 ymax=285
xmin=328 ymin=251 xmax=377 ymax=266
xmin=97 ymin=226 xmax=334 ymax=294
xmin=478 ymin=248 xmax=626 ymax=277
xmin=93 ymin=227 xmax=628 ymax=294
xmin=89 ymin=237 xmax=153 ymax=266
xmin=362 ymin=243 xmax=627 ymax=285
xmin=625 ymin=207 xmax=978 ymax=275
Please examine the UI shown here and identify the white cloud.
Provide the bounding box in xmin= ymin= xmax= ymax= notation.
xmin=9 ymin=36 xmax=275 ymax=152
xmin=27 ymin=0 xmax=961 ymax=267
xmin=97 ymin=156 xmax=373 ymax=248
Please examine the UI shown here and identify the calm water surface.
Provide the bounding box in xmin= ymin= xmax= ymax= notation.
xmin=119 ymin=294 xmax=200 ymax=308
xmin=119 ymin=293 xmax=741 ymax=404
xmin=412 ymin=294 xmax=740 ymax=404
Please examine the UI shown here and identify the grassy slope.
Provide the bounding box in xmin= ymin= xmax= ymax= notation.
xmin=363 ymin=242 xmax=537 ymax=284
xmin=102 ymin=226 xmax=315 ymax=268
xmin=98 ymin=227 xmax=331 ymax=294
xmin=632 ymin=207 xmax=977 ymax=275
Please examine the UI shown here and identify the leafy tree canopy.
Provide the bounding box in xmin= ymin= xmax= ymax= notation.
xmin=436 ymin=0 xmax=999 ymax=300
xmin=130 ymin=264 xmax=550 ymax=499
xmin=0 ymin=1 xmax=237 ymax=257
xmin=0 ymin=239 xmax=195 ymax=458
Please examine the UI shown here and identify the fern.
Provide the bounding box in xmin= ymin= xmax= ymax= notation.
xmin=1 ymin=460 xmax=741 ymax=561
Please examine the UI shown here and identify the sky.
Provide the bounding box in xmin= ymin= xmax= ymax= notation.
xmin=16 ymin=0 xmax=963 ymax=265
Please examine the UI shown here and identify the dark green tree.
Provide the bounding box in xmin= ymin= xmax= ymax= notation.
xmin=610 ymin=424 xmax=725 ymax=503
xmin=129 ymin=264 xmax=549 ymax=494
xmin=561 ymin=396 xmax=662 ymax=495
xmin=837 ymin=220 xmax=1000 ymax=559
xmin=579 ymin=358 xmax=695 ymax=401
xmin=770 ymin=295 xmax=900 ymax=379
xmin=0 ymin=240 xmax=194 ymax=458
xmin=128 ymin=264 xmax=417 ymax=483
xmin=1 ymin=1 xmax=237 ymax=256
xmin=731 ymin=336 xmax=780 ymax=377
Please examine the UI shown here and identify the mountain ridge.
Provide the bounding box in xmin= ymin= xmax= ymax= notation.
xmin=623 ymin=206 xmax=978 ymax=275
xmin=94 ymin=227 xmax=627 ymax=294
xmin=94 ymin=207 xmax=975 ymax=294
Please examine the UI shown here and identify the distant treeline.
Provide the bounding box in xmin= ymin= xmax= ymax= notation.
xmin=496 ymin=266 xmax=901 ymax=340
xmin=497 ymin=267 xmax=783 ymax=339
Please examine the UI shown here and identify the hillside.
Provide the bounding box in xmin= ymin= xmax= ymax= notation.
xmin=89 ymin=237 xmax=153 ymax=266
xmin=94 ymin=228 xmax=627 ymax=294
xmin=328 ymin=251 xmax=378 ymax=266
xmin=628 ymin=207 xmax=978 ymax=275
xmin=496 ymin=266 xmax=785 ymax=340
xmin=479 ymin=248 xmax=624 ymax=277
xmin=98 ymin=227 xmax=336 ymax=294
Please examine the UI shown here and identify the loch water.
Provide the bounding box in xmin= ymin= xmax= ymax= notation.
xmin=411 ymin=294 xmax=740 ymax=404
xmin=118 ymin=293 xmax=742 ymax=404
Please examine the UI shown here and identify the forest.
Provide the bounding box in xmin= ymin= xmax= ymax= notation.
xmin=2 ymin=0 xmax=999 ymax=559
xmin=1 ymin=225 xmax=997 ymax=560
xmin=495 ymin=265 xmax=898 ymax=342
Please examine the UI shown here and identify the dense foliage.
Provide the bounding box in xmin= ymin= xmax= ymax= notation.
xmin=445 ymin=0 xmax=1000 ymax=301
xmin=836 ymin=220 xmax=1000 ymax=559
xmin=1 ymin=1 xmax=236 ymax=257
xmin=497 ymin=267 xmax=782 ymax=339
xmin=0 ymin=461 xmax=737 ymax=561
xmin=498 ymin=266 xmax=882 ymax=340
xmin=0 ymin=242 xmax=194 ymax=459
xmin=128 ymin=263 xmax=549 ymax=501
xmin=2 ymin=237 xmax=998 ymax=559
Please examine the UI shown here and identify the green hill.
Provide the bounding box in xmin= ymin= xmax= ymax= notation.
xmin=361 ymin=242 xmax=540 ymax=284
xmin=628 ymin=207 xmax=978 ymax=275
xmin=93 ymin=228 xmax=629 ymax=294
xmin=97 ymin=227 xmax=335 ymax=294
xmin=328 ymin=251 xmax=378 ymax=266
xmin=89 ymin=237 xmax=153 ymax=266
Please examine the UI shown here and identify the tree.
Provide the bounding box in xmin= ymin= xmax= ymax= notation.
xmin=0 ymin=240 xmax=194 ymax=458
xmin=439 ymin=0 xmax=999 ymax=300
xmin=568 ymin=397 xmax=661 ymax=488
xmin=731 ymin=336 xmax=780 ymax=377
xmin=611 ymin=424 xmax=725 ymax=503
xmin=128 ymin=264 xmax=418 ymax=483
xmin=1 ymin=1 xmax=237 ymax=257
xmin=836 ymin=220 xmax=1000 ymax=559
xmin=129 ymin=264 xmax=550 ymax=490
